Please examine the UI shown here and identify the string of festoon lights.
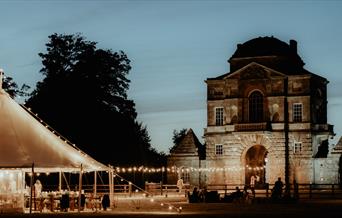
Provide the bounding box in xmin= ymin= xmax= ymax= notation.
xmin=19 ymin=105 xmax=182 ymax=213
xmin=24 ymin=170 xmax=183 ymax=213
xmin=20 ymin=104 xmax=91 ymax=160
xmin=114 ymin=165 xmax=267 ymax=173
xmin=110 ymin=170 xmax=183 ymax=213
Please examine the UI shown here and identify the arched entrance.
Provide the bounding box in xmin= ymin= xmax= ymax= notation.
xmin=245 ymin=145 xmax=268 ymax=188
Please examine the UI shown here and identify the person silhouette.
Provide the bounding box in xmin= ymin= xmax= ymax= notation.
xmin=272 ymin=177 xmax=284 ymax=200
xmin=190 ymin=187 xmax=199 ymax=203
xmin=250 ymin=175 xmax=256 ymax=188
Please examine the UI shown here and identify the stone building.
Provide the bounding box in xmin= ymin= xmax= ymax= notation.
xmin=167 ymin=36 xmax=341 ymax=187
xmin=204 ymin=36 xmax=340 ymax=186
xmin=167 ymin=129 xmax=206 ymax=187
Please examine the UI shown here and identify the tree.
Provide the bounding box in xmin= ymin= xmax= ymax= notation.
xmin=26 ymin=33 xmax=165 ymax=166
xmin=1 ymin=75 xmax=30 ymax=99
xmin=169 ymin=128 xmax=188 ymax=153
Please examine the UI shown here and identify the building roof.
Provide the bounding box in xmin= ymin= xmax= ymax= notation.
xmin=207 ymin=36 xmax=327 ymax=81
xmin=169 ymin=129 xmax=205 ymax=159
xmin=230 ymin=36 xmax=302 ymax=60
xmin=0 ymin=89 xmax=108 ymax=172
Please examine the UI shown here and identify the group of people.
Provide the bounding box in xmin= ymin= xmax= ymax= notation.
xmin=187 ymin=187 xmax=209 ymax=203
xmin=190 ymin=177 xmax=285 ymax=202
xmin=224 ymin=185 xmax=254 ymax=203
xmin=28 ymin=179 xmax=111 ymax=212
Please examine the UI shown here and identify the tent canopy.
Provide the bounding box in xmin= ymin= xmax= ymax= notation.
xmin=0 ymin=90 xmax=109 ymax=172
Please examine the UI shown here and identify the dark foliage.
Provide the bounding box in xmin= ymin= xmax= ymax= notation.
xmin=169 ymin=128 xmax=187 ymax=153
xmin=25 ymin=33 xmax=165 ymax=167
xmin=172 ymin=128 xmax=187 ymax=145
xmin=2 ymin=76 xmax=30 ymax=99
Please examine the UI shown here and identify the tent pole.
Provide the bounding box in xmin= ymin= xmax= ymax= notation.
xmin=78 ymin=164 xmax=83 ymax=213
xmin=59 ymin=171 xmax=62 ymax=192
xmin=108 ymin=166 xmax=114 ymax=208
xmin=62 ymin=172 xmax=71 ymax=191
xmin=94 ymin=171 xmax=97 ymax=197
xmin=29 ymin=163 xmax=34 ymax=214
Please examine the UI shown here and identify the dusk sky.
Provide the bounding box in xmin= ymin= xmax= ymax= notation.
xmin=1 ymin=0 xmax=342 ymax=153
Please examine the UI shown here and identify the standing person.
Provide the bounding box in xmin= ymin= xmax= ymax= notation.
xmin=177 ymin=177 xmax=184 ymax=193
xmin=34 ymin=180 xmax=43 ymax=198
xmin=272 ymin=177 xmax=284 ymax=200
xmin=101 ymin=194 xmax=110 ymax=211
xmin=293 ymin=179 xmax=299 ymax=200
xmin=250 ymin=175 xmax=256 ymax=188
xmin=250 ymin=175 xmax=256 ymax=197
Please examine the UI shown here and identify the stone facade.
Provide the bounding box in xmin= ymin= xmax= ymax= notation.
xmin=167 ymin=36 xmax=341 ymax=187
xmin=204 ymin=36 xmax=340 ymax=186
xmin=167 ymin=129 xmax=206 ymax=187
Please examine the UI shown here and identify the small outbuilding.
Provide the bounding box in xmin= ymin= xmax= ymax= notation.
xmin=167 ymin=129 xmax=205 ymax=187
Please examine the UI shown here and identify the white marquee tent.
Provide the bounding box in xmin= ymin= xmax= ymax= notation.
xmin=0 ymin=73 xmax=111 ymax=212
xmin=0 ymin=91 xmax=108 ymax=172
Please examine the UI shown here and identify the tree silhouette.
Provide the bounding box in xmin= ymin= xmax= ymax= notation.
xmin=26 ymin=33 xmax=165 ymax=166
xmin=169 ymin=128 xmax=188 ymax=153
xmin=2 ymin=75 xmax=30 ymax=99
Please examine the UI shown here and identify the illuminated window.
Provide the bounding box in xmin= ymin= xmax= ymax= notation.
xmin=215 ymin=144 xmax=223 ymax=156
xmin=249 ymin=91 xmax=264 ymax=122
xmin=293 ymin=103 xmax=303 ymax=122
xmin=215 ymin=107 xmax=224 ymax=126
xmin=181 ymin=171 xmax=190 ymax=183
xmin=293 ymin=142 xmax=302 ymax=154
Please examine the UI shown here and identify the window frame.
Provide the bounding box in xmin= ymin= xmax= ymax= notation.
xmin=181 ymin=171 xmax=190 ymax=183
xmin=293 ymin=141 xmax=302 ymax=154
xmin=293 ymin=103 xmax=303 ymax=122
xmin=248 ymin=91 xmax=264 ymax=122
xmin=215 ymin=107 xmax=224 ymax=126
xmin=215 ymin=144 xmax=223 ymax=156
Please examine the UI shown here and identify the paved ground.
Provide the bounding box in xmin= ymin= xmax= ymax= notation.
xmin=2 ymin=196 xmax=342 ymax=217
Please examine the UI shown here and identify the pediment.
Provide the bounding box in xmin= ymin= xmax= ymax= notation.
xmin=224 ymin=62 xmax=286 ymax=80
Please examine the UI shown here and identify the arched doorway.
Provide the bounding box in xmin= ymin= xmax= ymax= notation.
xmin=245 ymin=145 xmax=268 ymax=188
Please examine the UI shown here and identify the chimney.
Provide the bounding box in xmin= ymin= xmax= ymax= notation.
xmin=289 ymin=40 xmax=297 ymax=54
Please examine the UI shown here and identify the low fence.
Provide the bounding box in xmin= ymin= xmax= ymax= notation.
xmin=145 ymin=182 xmax=191 ymax=197
xmin=41 ymin=183 xmax=342 ymax=199
xmin=205 ymin=183 xmax=342 ymax=199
